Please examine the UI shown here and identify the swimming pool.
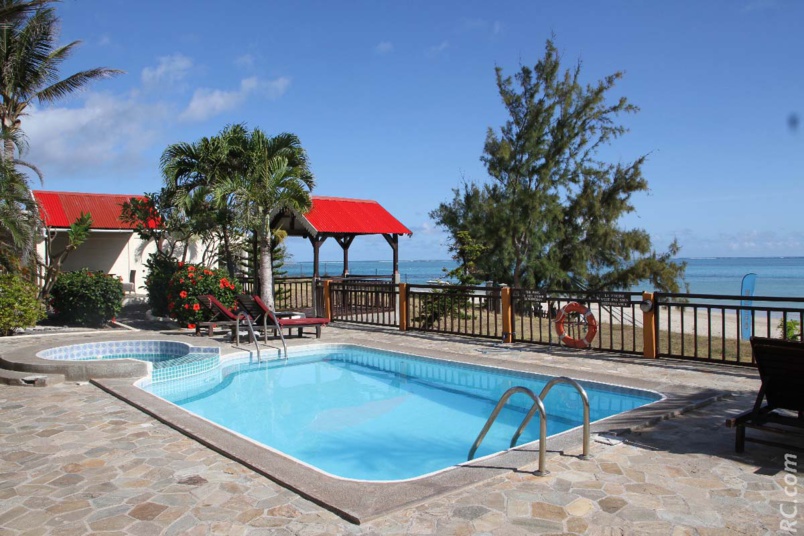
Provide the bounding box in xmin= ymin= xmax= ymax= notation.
xmin=141 ymin=344 xmax=660 ymax=481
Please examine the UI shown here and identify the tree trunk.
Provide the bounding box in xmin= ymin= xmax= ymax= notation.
xmin=258 ymin=223 xmax=275 ymax=310
xmin=221 ymin=224 xmax=236 ymax=278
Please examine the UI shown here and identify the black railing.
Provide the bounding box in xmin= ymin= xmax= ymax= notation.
xmin=511 ymin=289 xmax=643 ymax=355
xmin=654 ymin=293 xmax=804 ymax=365
xmin=330 ymin=280 xmax=397 ymax=326
xmin=407 ymin=284 xmax=503 ymax=339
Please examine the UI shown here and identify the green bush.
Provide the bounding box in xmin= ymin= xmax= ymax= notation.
xmin=166 ymin=263 xmax=242 ymax=328
xmin=50 ymin=269 xmax=124 ymax=327
xmin=144 ymin=253 xmax=179 ymax=317
xmin=778 ymin=318 xmax=802 ymax=341
xmin=0 ymin=274 xmax=45 ymax=335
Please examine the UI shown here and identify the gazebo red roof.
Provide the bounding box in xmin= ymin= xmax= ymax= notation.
xmin=33 ymin=190 xmax=143 ymax=230
xmin=300 ymin=196 xmax=412 ymax=236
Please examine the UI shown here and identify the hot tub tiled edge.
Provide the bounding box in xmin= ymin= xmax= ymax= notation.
xmin=1 ymin=339 xmax=217 ymax=383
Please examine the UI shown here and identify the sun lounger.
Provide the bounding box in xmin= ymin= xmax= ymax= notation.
xmin=195 ymin=294 xmax=254 ymax=343
xmin=236 ymin=294 xmax=329 ymax=340
xmin=725 ymin=336 xmax=804 ymax=452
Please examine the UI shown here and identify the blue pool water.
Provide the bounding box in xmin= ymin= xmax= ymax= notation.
xmin=144 ymin=345 xmax=660 ymax=481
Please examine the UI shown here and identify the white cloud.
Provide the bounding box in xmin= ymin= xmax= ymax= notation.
xmin=664 ymin=228 xmax=804 ymax=257
xmin=141 ymin=54 xmax=193 ymax=88
xmin=235 ymin=54 xmax=255 ymax=69
xmin=742 ymin=0 xmax=780 ymax=12
xmin=179 ymin=76 xmax=290 ymax=122
xmin=23 ymin=92 xmax=168 ymax=181
xmin=374 ymin=41 xmax=393 ymax=55
xmin=427 ymin=41 xmax=450 ymax=58
xmin=458 ymin=18 xmax=503 ymax=36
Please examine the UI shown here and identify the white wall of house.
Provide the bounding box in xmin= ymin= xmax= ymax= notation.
xmin=38 ymin=230 xmax=210 ymax=294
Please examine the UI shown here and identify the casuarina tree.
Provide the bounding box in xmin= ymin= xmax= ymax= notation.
xmin=431 ymin=38 xmax=685 ymax=292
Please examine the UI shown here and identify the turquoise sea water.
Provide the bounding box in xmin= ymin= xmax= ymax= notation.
xmin=284 ymin=257 xmax=804 ymax=297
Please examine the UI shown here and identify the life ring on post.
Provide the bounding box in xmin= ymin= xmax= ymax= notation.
xmin=554 ymin=302 xmax=597 ymax=349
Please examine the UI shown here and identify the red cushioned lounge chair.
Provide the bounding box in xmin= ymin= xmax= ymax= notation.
xmin=195 ymin=294 xmax=255 ymax=343
xmin=236 ymin=294 xmax=329 ymax=340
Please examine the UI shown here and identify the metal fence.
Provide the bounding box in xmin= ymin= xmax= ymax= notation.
xmin=654 ymin=293 xmax=804 ymax=365
xmin=406 ymin=284 xmax=504 ymax=339
xmin=511 ymin=289 xmax=644 ymax=355
xmin=329 ymin=280 xmax=397 ymax=326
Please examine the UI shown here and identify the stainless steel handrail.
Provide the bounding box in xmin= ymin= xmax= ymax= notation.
xmin=234 ymin=310 xmax=261 ymax=362
xmin=467 ymin=386 xmax=549 ymax=476
xmin=266 ymin=306 xmax=288 ymax=359
xmin=507 ymin=377 xmax=590 ymax=459
xmin=538 ymin=377 xmax=590 ymax=459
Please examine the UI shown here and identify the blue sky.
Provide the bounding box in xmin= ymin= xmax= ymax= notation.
xmin=24 ymin=0 xmax=804 ymax=262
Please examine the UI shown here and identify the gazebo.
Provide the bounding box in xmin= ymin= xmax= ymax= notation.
xmin=270 ymin=196 xmax=412 ymax=281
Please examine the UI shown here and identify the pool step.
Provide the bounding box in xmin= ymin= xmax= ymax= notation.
xmin=0 ymin=368 xmax=64 ymax=387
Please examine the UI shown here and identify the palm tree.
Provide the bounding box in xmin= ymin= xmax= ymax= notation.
xmin=215 ymin=129 xmax=314 ymax=309
xmin=0 ymin=149 xmax=37 ymax=272
xmin=0 ymin=0 xmax=122 ymax=160
xmin=0 ymin=0 xmax=48 ymax=26
xmin=161 ymin=124 xmax=249 ymax=277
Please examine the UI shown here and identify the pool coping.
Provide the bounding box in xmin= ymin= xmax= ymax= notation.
xmin=91 ymin=340 xmax=729 ymax=524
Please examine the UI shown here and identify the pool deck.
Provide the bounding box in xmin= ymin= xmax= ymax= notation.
xmin=0 ymin=324 xmax=800 ymax=534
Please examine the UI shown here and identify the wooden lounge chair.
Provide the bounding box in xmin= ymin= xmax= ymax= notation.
xmin=236 ymin=294 xmax=329 ymax=340
xmin=725 ymin=336 xmax=804 ymax=452
xmin=195 ymin=294 xmax=254 ymax=343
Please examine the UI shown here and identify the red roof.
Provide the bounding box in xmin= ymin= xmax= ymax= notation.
xmin=304 ymin=196 xmax=411 ymax=235
xmin=33 ymin=190 xmax=144 ymax=230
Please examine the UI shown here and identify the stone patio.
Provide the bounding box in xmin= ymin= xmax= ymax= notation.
xmin=0 ymin=323 xmax=800 ymax=535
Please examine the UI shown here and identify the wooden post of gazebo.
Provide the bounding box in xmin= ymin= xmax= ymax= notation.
xmin=336 ymin=235 xmax=355 ymax=277
xmin=384 ymin=234 xmax=400 ymax=283
xmin=309 ymin=235 xmax=327 ymax=316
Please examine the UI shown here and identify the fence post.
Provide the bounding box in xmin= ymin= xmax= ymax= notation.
xmin=502 ymin=287 xmax=513 ymax=343
xmin=642 ymin=291 xmax=657 ymax=358
xmin=399 ymin=283 xmax=408 ymax=331
xmin=323 ymin=279 xmax=332 ymax=320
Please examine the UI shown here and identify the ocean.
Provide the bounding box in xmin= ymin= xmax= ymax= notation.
xmin=283 ymin=257 xmax=804 ymax=298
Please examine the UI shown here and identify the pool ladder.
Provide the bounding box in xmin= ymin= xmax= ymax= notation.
xmin=234 ymin=310 xmax=261 ymax=362
xmin=467 ymin=377 xmax=590 ymax=476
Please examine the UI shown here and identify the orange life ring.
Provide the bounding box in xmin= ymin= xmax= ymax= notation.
xmin=554 ymin=302 xmax=597 ymax=349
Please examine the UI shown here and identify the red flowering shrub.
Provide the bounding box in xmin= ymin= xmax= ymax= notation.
xmin=165 ymin=264 xmax=242 ymax=327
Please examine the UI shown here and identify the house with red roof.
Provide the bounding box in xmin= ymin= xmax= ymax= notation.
xmin=33 ymin=190 xmax=208 ymax=293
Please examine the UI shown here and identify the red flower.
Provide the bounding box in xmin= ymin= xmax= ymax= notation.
xmin=179 ymin=290 xmax=188 ymax=298
xmin=192 ymin=303 xmax=200 ymax=311
xmin=184 ymin=304 xmax=190 ymax=309
xmin=188 ymin=272 xmax=194 ymax=279
xmin=168 ymin=302 xmax=174 ymax=310
xmin=204 ymin=269 xmax=212 ymax=276
xmin=179 ymin=278 xmax=184 ymax=284
xmin=178 ymin=261 xmax=184 ymax=267
xmin=187 ymin=266 xmax=196 ymax=272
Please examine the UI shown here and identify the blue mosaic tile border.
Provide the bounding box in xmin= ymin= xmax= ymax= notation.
xmin=37 ymin=340 xmax=220 ymax=383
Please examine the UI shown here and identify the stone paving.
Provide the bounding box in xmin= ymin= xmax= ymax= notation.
xmin=1 ymin=324 xmax=802 ymax=535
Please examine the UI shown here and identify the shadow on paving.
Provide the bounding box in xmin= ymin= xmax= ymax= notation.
xmin=616 ymin=393 xmax=801 ymax=476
